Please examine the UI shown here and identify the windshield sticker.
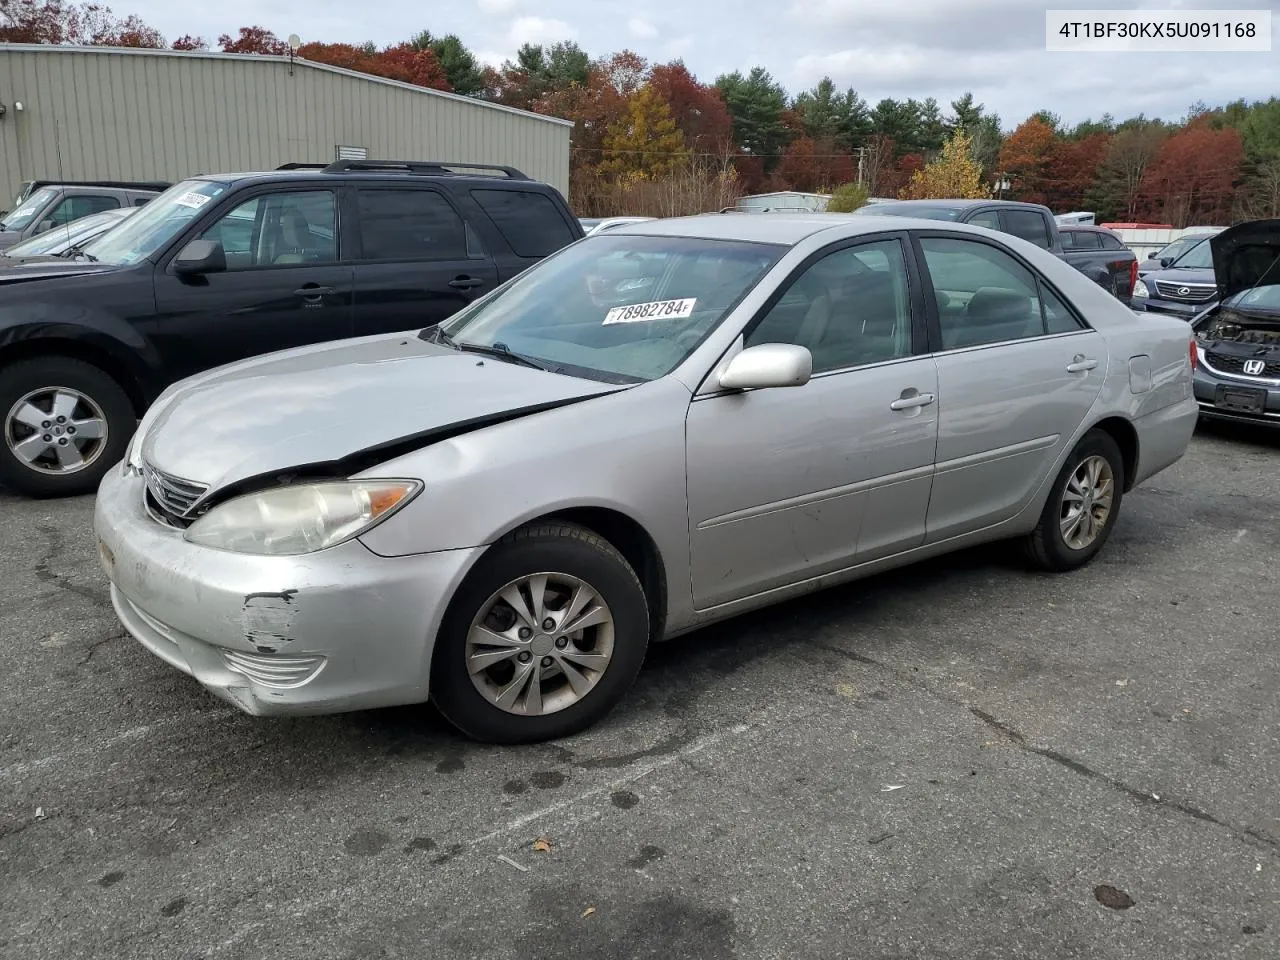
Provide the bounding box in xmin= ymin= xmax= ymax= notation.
xmin=173 ymin=191 xmax=212 ymax=209
xmin=9 ymin=205 xmax=36 ymax=220
xmin=603 ymin=298 xmax=697 ymax=325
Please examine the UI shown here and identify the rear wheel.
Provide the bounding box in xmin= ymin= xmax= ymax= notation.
xmin=0 ymin=357 xmax=135 ymax=498
xmin=1024 ymin=429 xmax=1126 ymax=572
xmin=431 ymin=522 xmax=650 ymax=744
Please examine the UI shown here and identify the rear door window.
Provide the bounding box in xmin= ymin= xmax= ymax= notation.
xmin=356 ymin=188 xmax=469 ymax=261
xmin=49 ymin=194 xmax=121 ymax=226
xmin=967 ymin=209 xmax=1002 ymax=232
xmin=1001 ymin=210 xmax=1052 ymax=249
xmin=470 ymin=188 xmax=576 ymax=258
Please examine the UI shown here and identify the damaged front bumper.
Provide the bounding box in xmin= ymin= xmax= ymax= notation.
xmin=94 ymin=466 xmax=483 ymax=716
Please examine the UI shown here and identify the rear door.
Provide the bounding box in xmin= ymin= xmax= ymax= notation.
xmin=349 ymin=185 xmax=498 ymax=336
xmin=467 ymin=186 xmax=581 ymax=281
xmin=914 ymin=231 xmax=1107 ymax=543
xmin=149 ymin=185 xmax=354 ymax=382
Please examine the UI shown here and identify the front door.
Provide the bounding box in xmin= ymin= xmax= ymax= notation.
xmin=685 ymin=236 xmax=940 ymax=609
xmin=914 ymin=233 xmax=1108 ymax=542
xmin=149 ymin=187 xmax=354 ymax=384
xmin=349 ymin=186 xmax=498 ymax=336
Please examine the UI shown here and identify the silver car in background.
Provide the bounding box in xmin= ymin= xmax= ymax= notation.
xmin=94 ymin=214 xmax=1199 ymax=743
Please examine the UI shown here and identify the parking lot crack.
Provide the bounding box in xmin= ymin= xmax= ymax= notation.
xmin=815 ymin=641 xmax=1279 ymax=856
xmin=35 ymin=520 xmax=109 ymax=608
xmin=78 ymin=631 xmax=127 ymax=666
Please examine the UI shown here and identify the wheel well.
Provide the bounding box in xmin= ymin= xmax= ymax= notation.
xmin=536 ymin=507 xmax=668 ymax=640
xmin=1090 ymin=416 xmax=1139 ymax=491
xmin=0 ymin=340 xmax=148 ymax=416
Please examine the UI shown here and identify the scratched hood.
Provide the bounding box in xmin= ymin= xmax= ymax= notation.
xmin=141 ymin=333 xmax=622 ymax=493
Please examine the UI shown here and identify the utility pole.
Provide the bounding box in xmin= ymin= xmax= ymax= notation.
xmin=856 ymin=146 xmax=866 ymax=188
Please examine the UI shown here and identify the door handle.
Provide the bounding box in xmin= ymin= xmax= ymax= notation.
xmin=889 ymin=392 xmax=936 ymax=411
xmin=294 ymin=285 xmax=334 ymax=299
xmin=1066 ymin=356 xmax=1099 ymax=372
xmin=449 ymin=277 xmax=485 ymax=290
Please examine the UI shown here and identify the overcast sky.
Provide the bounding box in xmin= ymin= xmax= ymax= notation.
xmin=123 ymin=0 xmax=1279 ymax=128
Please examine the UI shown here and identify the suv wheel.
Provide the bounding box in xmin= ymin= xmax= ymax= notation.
xmin=0 ymin=357 xmax=135 ymax=498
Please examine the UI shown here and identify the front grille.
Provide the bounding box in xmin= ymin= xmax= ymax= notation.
xmin=1204 ymin=350 xmax=1280 ymax=379
xmin=222 ymin=650 xmax=326 ymax=688
xmin=1154 ymin=280 xmax=1217 ymax=303
xmin=142 ymin=462 xmax=208 ymax=521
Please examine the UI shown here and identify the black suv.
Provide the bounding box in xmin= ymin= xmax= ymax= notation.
xmin=0 ymin=159 xmax=583 ymax=497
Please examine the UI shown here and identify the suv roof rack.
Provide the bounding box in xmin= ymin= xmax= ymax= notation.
xmin=320 ymin=159 xmax=530 ymax=180
xmin=24 ymin=178 xmax=171 ymax=193
xmin=275 ymin=162 xmax=329 ymax=170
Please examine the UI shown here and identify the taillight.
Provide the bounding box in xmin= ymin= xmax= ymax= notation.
xmin=1127 ymin=260 xmax=1139 ymax=296
xmin=1189 ymin=337 xmax=1198 ymax=371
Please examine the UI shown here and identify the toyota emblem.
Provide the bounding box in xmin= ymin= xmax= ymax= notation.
xmin=1243 ymin=359 xmax=1266 ymax=376
xmin=1176 ymin=286 xmax=1191 ymax=296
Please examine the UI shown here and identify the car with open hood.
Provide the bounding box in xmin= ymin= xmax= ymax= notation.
xmin=1190 ymin=218 xmax=1280 ymax=426
xmin=95 ymin=212 xmax=1199 ymax=744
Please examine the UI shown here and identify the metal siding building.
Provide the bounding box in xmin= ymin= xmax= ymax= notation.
xmin=0 ymin=44 xmax=572 ymax=204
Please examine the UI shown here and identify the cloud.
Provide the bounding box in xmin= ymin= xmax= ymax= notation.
xmin=627 ymin=18 xmax=659 ymax=40
xmin=477 ymin=0 xmax=521 ymax=12
xmin=507 ymin=15 xmax=579 ymax=47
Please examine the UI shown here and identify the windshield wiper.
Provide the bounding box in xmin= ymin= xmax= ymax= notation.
xmin=59 ymin=243 xmax=97 ymax=261
xmin=452 ymin=340 xmax=552 ymax=371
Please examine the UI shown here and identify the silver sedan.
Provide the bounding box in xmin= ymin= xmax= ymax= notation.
xmin=94 ymin=214 xmax=1199 ymax=743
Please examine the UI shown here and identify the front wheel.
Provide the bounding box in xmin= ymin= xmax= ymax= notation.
xmin=431 ymin=522 xmax=650 ymax=744
xmin=0 ymin=357 xmax=136 ymax=498
xmin=1024 ymin=429 xmax=1126 ymax=572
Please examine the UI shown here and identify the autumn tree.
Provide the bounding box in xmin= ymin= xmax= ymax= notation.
xmin=298 ymin=41 xmax=449 ymax=90
xmin=947 ymin=92 xmax=1003 ymax=176
xmin=900 ymin=129 xmax=987 ymax=199
xmin=1140 ymin=122 xmax=1243 ymax=226
xmin=218 ymin=25 xmax=289 ymax=55
xmin=408 ymin=31 xmax=483 ymax=95
xmin=775 ymin=136 xmax=854 ymax=192
xmin=648 ymin=61 xmax=734 ymax=157
xmin=599 ymin=85 xmax=689 ymax=180
xmin=1042 ymin=132 xmax=1110 ymax=211
xmin=715 ymin=67 xmax=790 ymax=164
xmin=997 ymin=116 xmax=1058 ymax=204
xmin=170 ymin=34 xmax=205 ymax=50
xmin=1085 ymin=123 xmax=1167 ymax=219
xmin=0 ymin=0 xmax=163 ymax=46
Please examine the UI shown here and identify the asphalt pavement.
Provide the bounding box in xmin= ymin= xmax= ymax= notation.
xmin=2 ymin=420 xmax=1279 ymax=960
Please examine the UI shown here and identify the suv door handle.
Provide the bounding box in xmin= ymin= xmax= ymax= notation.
xmin=449 ymin=276 xmax=485 ymax=290
xmin=294 ymin=285 xmax=333 ymax=299
xmin=889 ymin=392 xmax=936 ymax=411
xmin=1066 ymin=355 xmax=1099 ymax=372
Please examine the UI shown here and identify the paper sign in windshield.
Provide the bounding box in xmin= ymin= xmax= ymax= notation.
xmin=174 ymin=192 xmax=212 ymax=209
xmin=603 ymin=298 xmax=696 ymax=325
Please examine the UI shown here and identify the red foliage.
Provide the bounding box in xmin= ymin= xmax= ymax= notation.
xmin=997 ymin=117 xmax=1058 ymax=204
xmin=1042 ymin=132 xmax=1110 ymax=211
xmin=775 ymin=136 xmax=854 ymax=192
xmin=647 ymin=61 xmax=734 ymax=155
xmin=533 ymin=68 xmax=625 ymax=173
xmin=1139 ymin=124 xmax=1244 ymax=226
xmin=0 ymin=0 xmax=162 ymax=46
xmin=170 ymin=34 xmax=205 ymax=51
xmin=297 ymin=41 xmax=450 ymax=91
xmin=598 ymin=50 xmax=647 ymax=97
xmin=878 ymin=153 xmax=924 ymax=196
xmin=733 ymin=154 xmax=767 ymax=194
xmin=217 ymin=25 xmax=289 ymax=55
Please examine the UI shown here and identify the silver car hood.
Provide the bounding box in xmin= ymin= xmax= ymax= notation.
xmin=142 ymin=333 xmax=622 ymax=494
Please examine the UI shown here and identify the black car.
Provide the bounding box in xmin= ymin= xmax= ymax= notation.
xmin=1190 ymin=219 xmax=1280 ymax=428
xmin=0 ymin=159 xmax=583 ymax=497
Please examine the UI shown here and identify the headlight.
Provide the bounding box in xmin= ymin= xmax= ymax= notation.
xmin=183 ymin=480 xmax=421 ymax=556
xmin=1133 ymin=280 xmax=1149 ymax=299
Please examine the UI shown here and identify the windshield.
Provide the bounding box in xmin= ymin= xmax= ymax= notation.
xmin=2 ymin=210 xmax=123 ymax=257
xmin=1171 ymin=238 xmax=1213 ymax=270
xmin=85 ymin=179 xmax=231 ymax=266
xmin=1156 ymin=237 xmax=1198 ymax=262
xmin=1 ymin=187 xmax=58 ymax=231
xmin=853 ymin=203 xmax=962 ymax=221
xmin=438 ymin=234 xmax=785 ymax=383
xmin=1229 ymin=284 xmax=1280 ymax=310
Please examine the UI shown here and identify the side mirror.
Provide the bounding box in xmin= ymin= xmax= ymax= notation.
xmin=34 ymin=219 xmax=54 ymax=234
xmin=173 ymin=238 xmax=226 ymax=276
xmin=718 ymin=343 xmax=812 ymax=391
xmin=1146 ymin=251 xmax=1157 ymax=259
xmin=1159 ymin=257 xmax=1171 ymax=267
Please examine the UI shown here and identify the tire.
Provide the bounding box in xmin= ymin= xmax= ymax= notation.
xmin=431 ymin=522 xmax=650 ymax=744
xmin=0 ymin=357 xmax=136 ymax=498
xmin=1024 ymin=429 xmax=1126 ymax=572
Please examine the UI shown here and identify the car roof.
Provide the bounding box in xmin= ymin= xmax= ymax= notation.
xmin=605 ymin=212 xmax=995 ymax=245
xmin=188 ymin=169 xmax=554 ymax=190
